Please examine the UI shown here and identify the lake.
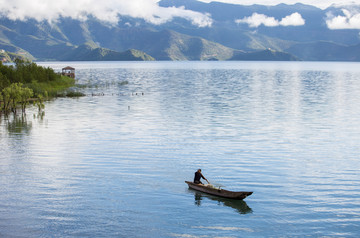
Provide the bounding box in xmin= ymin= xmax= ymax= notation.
xmin=1 ymin=61 xmax=360 ymax=237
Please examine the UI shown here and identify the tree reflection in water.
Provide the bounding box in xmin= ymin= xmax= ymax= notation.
xmin=2 ymin=111 xmax=46 ymax=135
xmin=1 ymin=111 xmax=44 ymax=136
xmin=190 ymin=189 xmax=253 ymax=214
xmin=4 ymin=114 xmax=32 ymax=135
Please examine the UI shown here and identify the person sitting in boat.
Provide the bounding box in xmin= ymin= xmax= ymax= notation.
xmin=194 ymin=169 xmax=209 ymax=185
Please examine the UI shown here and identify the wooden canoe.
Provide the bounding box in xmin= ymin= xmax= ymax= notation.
xmin=185 ymin=181 xmax=253 ymax=200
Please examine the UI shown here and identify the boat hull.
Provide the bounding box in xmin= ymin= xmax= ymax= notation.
xmin=185 ymin=181 xmax=252 ymax=200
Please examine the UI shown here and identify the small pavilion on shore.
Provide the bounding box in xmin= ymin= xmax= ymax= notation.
xmin=62 ymin=66 xmax=75 ymax=79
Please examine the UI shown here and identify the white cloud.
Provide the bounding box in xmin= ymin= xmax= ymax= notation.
xmin=326 ymin=9 xmax=360 ymax=29
xmin=235 ymin=13 xmax=277 ymax=27
xmin=0 ymin=0 xmax=213 ymax=27
xmin=235 ymin=12 xmax=305 ymax=28
xmin=280 ymin=12 xmax=306 ymax=26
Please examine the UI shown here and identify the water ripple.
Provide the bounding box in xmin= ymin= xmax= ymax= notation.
xmin=1 ymin=61 xmax=360 ymax=237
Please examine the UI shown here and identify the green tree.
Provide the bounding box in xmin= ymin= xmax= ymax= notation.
xmin=19 ymin=86 xmax=34 ymax=113
xmin=0 ymin=72 xmax=10 ymax=91
xmin=1 ymin=83 xmax=34 ymax=114
xmin=34 ymin=93 xmax=45 ymax=112
xmin=2 ymin=85 xmax=13 ymax=113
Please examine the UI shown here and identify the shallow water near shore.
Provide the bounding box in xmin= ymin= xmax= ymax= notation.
xmin=1 ymin=61 xmax=360 ymax=237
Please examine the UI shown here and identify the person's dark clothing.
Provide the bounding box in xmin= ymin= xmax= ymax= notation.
xmin=194 ymin=171 xmax=205 ymax=184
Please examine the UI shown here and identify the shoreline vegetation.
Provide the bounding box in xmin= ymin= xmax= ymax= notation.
xmin=0 ymin=59 xmax=82 ymax=115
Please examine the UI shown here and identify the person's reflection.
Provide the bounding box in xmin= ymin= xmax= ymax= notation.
xmin=194 ymin=192 xmax=203 ymax=206
xmin=192 ymin=190 xmax=253 ymax=214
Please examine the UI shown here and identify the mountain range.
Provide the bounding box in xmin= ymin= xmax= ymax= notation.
xmin=0 ymin=0 xmax=359 ymax=61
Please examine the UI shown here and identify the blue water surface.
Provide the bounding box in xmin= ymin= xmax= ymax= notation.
xmin=1 ymin=61 xmax=360 ymax=237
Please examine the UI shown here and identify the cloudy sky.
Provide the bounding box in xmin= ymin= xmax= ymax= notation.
xmin=0 ymin=0 xmax=359 ymax=29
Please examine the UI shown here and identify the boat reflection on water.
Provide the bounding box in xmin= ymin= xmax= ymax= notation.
xmin=189 ymin=189 xmax=253 ymax=214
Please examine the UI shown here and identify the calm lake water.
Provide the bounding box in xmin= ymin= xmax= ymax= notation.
xmin=1 ymin=61 xmax=360 ymax=237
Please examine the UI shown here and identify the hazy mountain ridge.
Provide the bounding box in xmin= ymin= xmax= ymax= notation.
xmin=231 ymin=49 xmax=299 ymax=61
xmin=159 ymin=0 xmax=359 ymax=44
xmin=158 ymin=0 xmax=360 ymax=60
xmin=0 ymin=0 xmax=359 ymax=61
xmin=286 ymin=41 xmax=360 ymax=61
xmin=59 ymin=43 xmax=155 ymax=61
xmin=0 ymin=18 xmax=296 ymax=61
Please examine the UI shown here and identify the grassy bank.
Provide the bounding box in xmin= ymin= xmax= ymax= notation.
xmin=1 ymin=60 xmax=81 ymax=114
xmin=28 ymin=75 xmax=76 ymax=97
